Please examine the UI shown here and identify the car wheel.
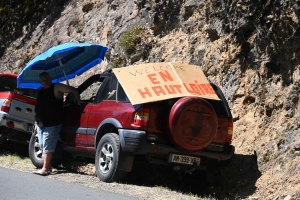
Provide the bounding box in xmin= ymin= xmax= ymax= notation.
xmin=95 ymin=133 xmax=127 ymax=183
xmin=168 ymin=97 xmax=218 ymax=151
xmin=28 ymin=132 xmax=44 ymax=168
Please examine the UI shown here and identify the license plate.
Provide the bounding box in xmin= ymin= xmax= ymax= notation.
xmin=168 ymin=153 xmax=201 ymax=166
xmin=27 ymin=125 xmax=33 ymax=132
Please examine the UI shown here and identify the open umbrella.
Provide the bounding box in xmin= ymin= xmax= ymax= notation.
xmin=17 ymin=42 xmax=108 ymax=89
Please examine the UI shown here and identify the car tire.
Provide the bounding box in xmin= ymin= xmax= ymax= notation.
xmin=28 ymin=132 xmax=44 ymax=168
xmin=168 ymin=97 xmax=218 ymax=151
xmin=95 ymin=133 xmax=127 ymax=183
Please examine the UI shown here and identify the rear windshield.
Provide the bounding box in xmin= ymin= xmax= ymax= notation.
xmin=0 ymin=77 xmax=16 ymax=92
xmin=209 ymin=83 xmax=232 ymax=118
xmin=0 ymin=76 xmax=38 ymax=98
xmin=206 ymin=99 xmax=229 ymax=117
xmin=13 ymin=88 xmax=39 ymax=98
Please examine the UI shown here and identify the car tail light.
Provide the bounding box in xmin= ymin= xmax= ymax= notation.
xmin=1 ymin=99 xmax=12 ymax=113
xmin=133 ymin=106 xmax=150 ymax=127
xmin=227 ymin=119 xmax=233 ymax=143
xmin=6 ymin=121 xmax=14 ymax=129
xmin=217 ymin=156 xmax=222 ymax=163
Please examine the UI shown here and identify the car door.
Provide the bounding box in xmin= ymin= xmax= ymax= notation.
xmin=60 ymin=75 xmax=105 ymax=147
xmin=61 ymin=102 xmax=91 ymax=147
xmin=86 ymin=75 xmax=118 ymax=148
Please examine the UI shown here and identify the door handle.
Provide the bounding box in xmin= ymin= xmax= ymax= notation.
xmin=15 ymin=107 xmax=21 ymax=112
xmin=26 ymin=108 xmax=32 ymax=113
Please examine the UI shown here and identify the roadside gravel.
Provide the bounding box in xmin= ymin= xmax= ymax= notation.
xmin=0 ymin=144 xmax=215 ymax=200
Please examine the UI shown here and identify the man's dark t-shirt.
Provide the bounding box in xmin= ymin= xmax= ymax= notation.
xmin=35 ymin=84 xmax=64 ymax=127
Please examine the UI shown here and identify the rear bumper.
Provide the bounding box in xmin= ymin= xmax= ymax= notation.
xmin=0 ymin=127 xmax=31 ymax=144
xmin=0 ymin=112 xmax=33 ymax=144
xmin=0 ymin=111 xmax=34 ymax=133
xmin=118 ymin=129 xmax=235 ymax=165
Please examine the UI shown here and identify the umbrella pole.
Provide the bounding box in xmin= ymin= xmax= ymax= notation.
xmin=59 ymin=60 xmax=70 ymax=86
xmin=63 ymin=70 xmax=70 ymax=86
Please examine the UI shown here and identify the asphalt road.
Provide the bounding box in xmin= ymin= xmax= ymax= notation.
xmin=0 ymin=167 xmax=136 ymax=200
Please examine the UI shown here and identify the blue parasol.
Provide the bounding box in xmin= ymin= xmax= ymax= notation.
xmin=17 ymin=42 xmax=108 ymax=89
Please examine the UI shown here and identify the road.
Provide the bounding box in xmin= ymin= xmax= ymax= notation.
xmin=0 ymin=167 xmax=136 ymax=200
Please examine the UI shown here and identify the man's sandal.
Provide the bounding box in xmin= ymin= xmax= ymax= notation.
xmin=33 ymin=169 xmax=50 ymax=176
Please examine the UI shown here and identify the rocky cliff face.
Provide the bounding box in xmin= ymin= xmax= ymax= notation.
xmin=0 ymin=0 xmax=299 ymax=199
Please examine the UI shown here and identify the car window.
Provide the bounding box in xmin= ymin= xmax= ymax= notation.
xmin=14 ymin=88 xmax=39 ymax=98
xmin=208 ymin=83 xmax=232 ymax=117
xmin=0 ymin=78 xmax=16 ymax=92
xmin=80 ymin=81 xmax=102 ymax=101
xmin=116 ymin=82 xmax=130 ymax=102
xmin=106 ymin=74 xmax=117 ymax=100
xmin=0 ymin=76 xmax=38 ymax=98
xmin=94 ymin=76 xmax=112 ymax=103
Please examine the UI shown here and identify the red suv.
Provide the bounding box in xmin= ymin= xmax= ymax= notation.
xmin=29 ymin=69 xmax=234 ymax=183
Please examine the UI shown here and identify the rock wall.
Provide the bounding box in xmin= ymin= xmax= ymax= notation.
xmin=0 ymin=0 xmax=299 ymax=199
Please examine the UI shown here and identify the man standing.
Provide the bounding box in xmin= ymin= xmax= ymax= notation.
xmin=34 ymin=72 xmax=81 ymax=175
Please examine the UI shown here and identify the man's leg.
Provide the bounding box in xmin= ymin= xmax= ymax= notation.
xmin=37 ymin=126 xmax=43 ymax=152
xmin=42 ymin=152 xmax=52 ymax=172
xmin=42 ymin=124 xmax=62 ymax=173
xmin=34 ymin=124 xmax=62 ymax=175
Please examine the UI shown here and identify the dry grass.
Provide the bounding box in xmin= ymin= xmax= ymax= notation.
xmin=1 ymin=142 xmax=260 ymax=200
xmin=0 ymin=144 xmax=218 ymax=200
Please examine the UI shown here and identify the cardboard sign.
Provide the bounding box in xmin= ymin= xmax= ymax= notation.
xmin=113 ymin=62 xmax=220 ymax=105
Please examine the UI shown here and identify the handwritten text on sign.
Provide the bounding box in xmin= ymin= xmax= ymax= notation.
xmin=113 ymin=62 xmax=220 ymax=105
xmin=138 ymin=70 xmax=215 ymax=98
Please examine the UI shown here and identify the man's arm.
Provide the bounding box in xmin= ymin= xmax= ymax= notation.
xmin=54 ymin=83 xmax=81 ymax=104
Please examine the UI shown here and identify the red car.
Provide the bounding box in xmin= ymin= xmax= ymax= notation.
xmin=29 ymin=69 xmax=234 ymax=183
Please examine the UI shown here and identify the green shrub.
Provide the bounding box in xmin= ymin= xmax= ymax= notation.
xmin=69 ymin=17 xmax=79 ymax=26
xmin=120 ymin=25 xmax=144 ymax=56
xmin=110 ymin=54 xmax=125 ymax=68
